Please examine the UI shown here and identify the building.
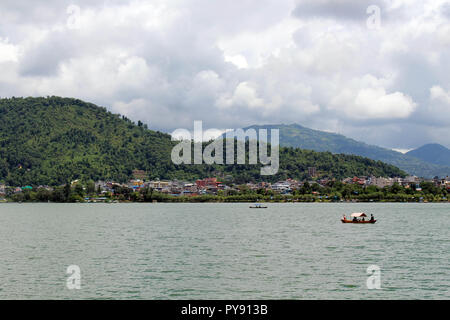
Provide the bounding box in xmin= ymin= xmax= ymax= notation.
xmin=403 ymin=176 xmax=421 ymax=186
xmin=317 ymin=178 xmax=331 ymax=187
xmin=369 ymin=176 xmax=394 ymax=188
xmin=246 ymin=183 xmax=259 ymax=190
xmin=196 ymin=178 xmax=221 ymax=188
xmin=258 ymin=182 xmax=271 ymax=189
xmin=149 ymin=180 xmax=169 ymax=189
xmin=344 ymin=176 xmax=367 ymax=185
xmin=132 ymin=169 xmax=148 ymax=181
xmin=285 ymin=178 xmax=300 ymax=189
xmin=95 ymin=181 xmax=111 ymax=192
xmin=441 ymin=177 xmax=450 ymax=190
xmin=128 ymin=179 xmax=145 ymax=190
xmin=352 ymin=176 xmax=367 ymax=185
xmin=272 ymin=181 xmax=291 ymax=192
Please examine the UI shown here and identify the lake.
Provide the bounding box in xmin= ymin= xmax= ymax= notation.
xmin=0 ymin=203 xmax=448 ymax=299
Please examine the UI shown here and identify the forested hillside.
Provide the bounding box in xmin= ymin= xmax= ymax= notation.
xmin=0 ymin=97 xmax=405 ymax=185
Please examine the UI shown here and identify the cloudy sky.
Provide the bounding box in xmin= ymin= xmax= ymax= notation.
xmin=1 ymin=0 xmax=449 ymax=150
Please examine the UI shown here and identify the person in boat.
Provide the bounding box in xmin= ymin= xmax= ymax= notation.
xmin=370 ymin=214 xmax=375 ymax=221
xmin=343 ymin=214 xmax=346 ymax=221
xmin=353 ymin=216 xmax=358 ymax=222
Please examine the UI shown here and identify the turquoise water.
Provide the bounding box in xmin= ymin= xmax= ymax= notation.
xmin=0 ymin=203 xmax=448 ymax=299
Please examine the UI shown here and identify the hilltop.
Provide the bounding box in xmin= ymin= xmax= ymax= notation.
xmin=406 ymin=144 xmax=450 ymax=167
xmin=0 ymin=97 xmax=405 ymax=185
xmin=240 ymin=124 xmax=450 ymax=178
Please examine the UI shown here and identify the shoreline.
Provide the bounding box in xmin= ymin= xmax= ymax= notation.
xmin=2 ymin=199 xmax=449 ymax=204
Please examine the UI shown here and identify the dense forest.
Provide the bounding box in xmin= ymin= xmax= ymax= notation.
xmin=0 ymin=97 xmax=406 ymax=186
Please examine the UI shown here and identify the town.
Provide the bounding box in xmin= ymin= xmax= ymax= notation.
xmin=2 ymin=169 xmax=449 ymax=203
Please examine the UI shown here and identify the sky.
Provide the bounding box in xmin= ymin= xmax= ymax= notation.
xmin=0 ymin=0 xmax=449 ymax=150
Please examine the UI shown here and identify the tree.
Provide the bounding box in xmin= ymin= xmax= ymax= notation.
xmin=299 ymin=182 xmax=311 ymax=194
xmin=51 ymin=187 xmax=66 ymax=202
xmin=74 ymin=183 xmax=84 ymax=197
xmin=63 ymin=183 xmax=71 ymax=198
xmin=36 ymin=188 xmax=51 ymax=201
xmin=86 ymin=180 xmax=95 ymax=194
xmin=389 ymin=182 xmax=403 ymax=194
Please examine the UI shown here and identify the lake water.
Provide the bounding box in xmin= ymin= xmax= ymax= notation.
xmin=0 ymin=203 xmax=448 ymax=299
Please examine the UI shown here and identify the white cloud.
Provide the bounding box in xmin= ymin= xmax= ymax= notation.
xmin=430 ymin=85 xmax=450 ymax=104
xmin=328 ymin=73 xmax=416 ymax=120
xmin=355 ymin=88 xmax=416 ymax=119
xmin=217 ymin=82 xmax=264 ymax=109
xmin=218 ymin=15 xmax=300 ymax=68
xmin=426 ymin=85 xmax=450 ymax=124
xmin=224 ymin=54 xmax=249 ymax=69
xmin=330 ymin=86 xmax=416 ymax=120
xmin=0 ymin=38 xmax=19 ymax=63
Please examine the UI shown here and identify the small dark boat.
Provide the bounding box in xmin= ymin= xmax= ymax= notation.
xmin=249 ymin=203 xmax=267 ymax=208
xmin=341 ymin=219 xmax=376 ymax=224
xmin=341 ymin=212 xmax=376 ymax=224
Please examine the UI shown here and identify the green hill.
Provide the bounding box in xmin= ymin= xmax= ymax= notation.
xmin=406 ymin=144 xmax=450 ymax=167
xmin=241 ymin=124 xmax=450 ymax=178
xmin=0 ymin=97 xmax=405 ymax=186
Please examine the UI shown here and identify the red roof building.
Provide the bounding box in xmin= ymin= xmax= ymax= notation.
xmin=196 ymin=178 xmax=221 ymax=188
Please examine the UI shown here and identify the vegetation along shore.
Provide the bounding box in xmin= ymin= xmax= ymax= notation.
xmin=4 ymin=178 xmax=449 ymax=203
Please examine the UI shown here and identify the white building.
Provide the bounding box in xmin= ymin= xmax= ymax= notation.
xmin=370 ymin=177 xmax=394 ymax=188
xmin=272 ymin=181 xmax=291 ymax=192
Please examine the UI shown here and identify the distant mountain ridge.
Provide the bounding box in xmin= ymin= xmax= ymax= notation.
xmin=239 ymin=124 xmax=450 ymax=178
xmin=406 ymin=144 xmax=450 ymax=167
